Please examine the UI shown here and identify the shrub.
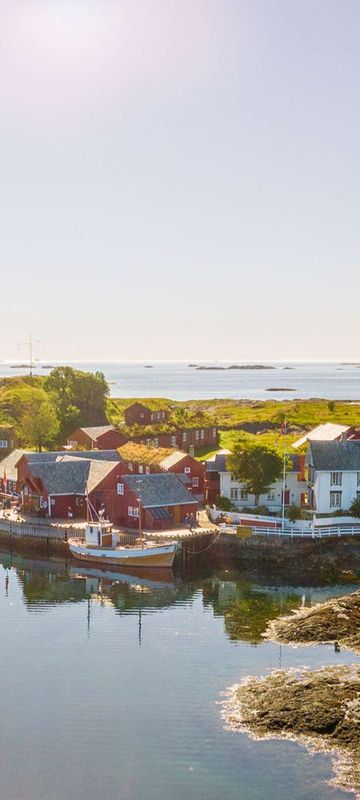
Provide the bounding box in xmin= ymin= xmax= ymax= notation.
xmin=349 ymin=497 xmax=360 ymax=518
xmin=286 ymin=504 xmax=303 ymax=523
xmin=215 ymin=496 xmax=236 ymax=512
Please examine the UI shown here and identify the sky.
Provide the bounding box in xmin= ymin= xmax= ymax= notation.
xmin=1 ymin=0 xmax=359 ymax=362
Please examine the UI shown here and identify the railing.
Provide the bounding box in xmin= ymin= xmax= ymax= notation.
xmin=0 ymin=519 xmax=84 ymax=541
xmin=251 ymin=525 xmax=360 ymax=539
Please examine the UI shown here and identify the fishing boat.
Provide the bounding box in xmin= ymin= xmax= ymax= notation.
xmin=68 ymin=518 xmax=179 ymax=569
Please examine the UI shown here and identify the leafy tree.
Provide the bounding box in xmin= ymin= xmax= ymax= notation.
xmin=19 ymin=397 xmax=60 ymax=451
xmin=228 ymin=444 xmax=283 ymax=506
xmin=349 ymin=497 xmax=360 ymax=518
xmin=328 ymin=401 xmax=336 ymax=413
xmin=44 ymin=367 xmax=109 ymax=439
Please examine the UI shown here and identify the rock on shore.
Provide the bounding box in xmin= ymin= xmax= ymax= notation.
xmin=265 ymin=588 xmax=360 ymax=655
xmin=224 ymin=666 xmax=360 ymax=796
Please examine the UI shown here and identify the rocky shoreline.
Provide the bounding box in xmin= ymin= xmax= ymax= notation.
xmin=222 ymin=587 xmax=360 ymax=797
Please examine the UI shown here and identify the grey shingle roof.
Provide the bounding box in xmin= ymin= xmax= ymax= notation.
xmin=123 ymin=473 xmax=198 ymax=508
xmin=20 ymin=450 xmax=121 ymax=465
xmin=309 ymin=441 xmax=360 ymax=471
xmin=30 ymin=460 xmax=90 ymax=495
xmin=0 ymin=449 xmax=30 ymax=481
xmin=79 ymin=426 xmax=115 ymax=440
xmin=27 ymin=457 xmax=118 ymax=495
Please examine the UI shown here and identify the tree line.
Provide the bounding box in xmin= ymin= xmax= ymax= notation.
xmin=0 ymin=367 xmax=109 ymax=451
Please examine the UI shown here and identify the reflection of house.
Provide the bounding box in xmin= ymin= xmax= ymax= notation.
xmin=66 ymin=425 xmax=128 ymax=450
xmin=0 ymin=425 xmax=18 ymax=456
xmin=118 ymin=443 xmax=205 ymax=500
xmin=115 ymin=473 xmax=198 ymax=530
xmin=210 ymin=452 xmax=308 ymax=510
xmin=293 ymin=423 xmax=359 ymax=449
xmin=306 ymin=440 xmax=360 ymax=513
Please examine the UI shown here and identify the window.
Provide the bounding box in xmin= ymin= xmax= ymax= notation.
xmin=150 ymin=413 xmax=154 ymax=421
xmin=138 ymin=465 xmax=144 ymax=474
xmin=268 ymin=488 xmax=276 ymax=501
xmin=128 ymin=506 xmax=139 ymax=517
xmin=195 ymin=430 xmax=200 ymax=441
xmin=330 ymin=491 xmax=342 ymax=508
xmin=240 ymin=489 xmax=248 ymax=501
xmin=200 ymin=429 xmax=205 ymax=439
xmin=182 ymin=432 xmax=187 ymax=442
xmin=192 ymin=477 xmax=199 ymax=487
xmin=171 ymin=436 xmax=177 ymax=447
xmin=68 ymin=440 xmax=77 ymax=447
xmin=184 ymin=467 xmax=191 ymax=474
xmin=140 ymin=413 xmax=145 ymax=419
xmin=146 ymin=439 xmax=152 ymax=446
xmin=230 ymin=488 xmax=238 ymax=500
xmin=145 ymin=466 xmax=150 ymax=474
xmin=330 ymin=472 xmax=342 ymax=486
xmin=153 ymin=437 xmax=159 ymax=447
xmin=128 ymin=462 xmax=133 ymax=472
xmin=213 ymin=428 xmax=217 ymax=437
xmin=0 ymin=440 xmax=7 ymax=449
xmin=117 ymin=483 xmax=124 ymax=495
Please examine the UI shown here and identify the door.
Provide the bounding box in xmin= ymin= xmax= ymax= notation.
xmin=173 ymin=505 xmax=181 ymax=524
xmin=282 ymin=490 xmax=290 ymax=506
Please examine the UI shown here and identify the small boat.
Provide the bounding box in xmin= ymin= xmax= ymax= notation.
xmin=68 ymin=519 xmax=179 ymax=569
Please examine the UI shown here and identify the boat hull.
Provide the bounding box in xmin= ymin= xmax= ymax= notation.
xmin=68 ymin=540 xmax=179 ymax=569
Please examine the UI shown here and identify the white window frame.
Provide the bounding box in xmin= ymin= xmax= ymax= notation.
xmin=330 ymin=472 xmax=342 ymax=486
xmin=171 ymin=435 xmax=177 ymax=447
xmin=182 ymin=432 xmax=187 ymax=442
xmin=128 ymin=505 xmax=139 ymax=517
xmin=330 ymin=491 xmax=342 ymax=508
xmin=192 ymin=477 xmax=199 ymax=487
xmin=212 ymin=428 xmax=217 ymax=437
xmin=267 ymin=488 xmax=276 ymax=501
xmin=117 ymin=483 xmax=124 ymax=495
xmin=138 ymin=465 xmax=144 ymax=474
xmin=200 ymin=429 xmax=205 ymax=440
xmin=184 ymin=467 xmax=191 ymax=474
xmin=195 ymin=430 xmax=200 ymax=441
xmin=230 ymin=488 xmax=238 ymax=500
xmin=240 ymin=489 xmax=248 ymax=501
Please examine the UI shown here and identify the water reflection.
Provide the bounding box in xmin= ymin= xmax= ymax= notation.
xmin=1 ymin=551 xmax=358 ymax=646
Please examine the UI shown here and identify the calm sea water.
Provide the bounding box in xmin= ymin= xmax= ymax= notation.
xmin=0 ymin=552 xmax=358 ymax=800
xmin=2 ymin=360 xmax=360 ymax=401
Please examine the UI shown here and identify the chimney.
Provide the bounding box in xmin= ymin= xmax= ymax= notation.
xmin=189 ymin=445 xmax=195 ymax=458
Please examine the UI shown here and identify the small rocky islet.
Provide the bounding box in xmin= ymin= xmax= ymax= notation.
xmin=223 ymin=589 xmax=360 ymax=797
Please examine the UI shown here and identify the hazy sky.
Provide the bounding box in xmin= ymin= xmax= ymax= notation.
xmin=1 ymin=0 xmax=359 ymax=362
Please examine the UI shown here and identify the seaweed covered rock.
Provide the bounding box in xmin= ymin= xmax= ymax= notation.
xmin=265 ymin=590 xmax=360 ymax=655
xmin=224 ymin=666 xmax=360 ymax=796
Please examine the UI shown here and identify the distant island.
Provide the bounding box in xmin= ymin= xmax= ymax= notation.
xmin=188 ymin=364 xmax=198 ymax=367
xmin=266 ymin=387 xmax=296 ymax=392
xmin=196 ymin=364 xmax=275 ymax=371
xmin=144 ymin=365 xmax=153 ymax=368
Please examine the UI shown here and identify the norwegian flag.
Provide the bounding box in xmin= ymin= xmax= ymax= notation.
xmin=275 ymin=420 xmax=287 ymax=442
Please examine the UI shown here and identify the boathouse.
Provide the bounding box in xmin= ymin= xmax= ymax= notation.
xmin=116 ymin=472 xmax=199 ymax=530
xmin=65 ymin=425 xmax=128 ymax=451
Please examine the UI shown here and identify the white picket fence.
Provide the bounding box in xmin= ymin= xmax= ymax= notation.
xmin=251 ymin=525 xmax=360 ymax=539
xmin=0 ymin=519 xmax=83 ymax=541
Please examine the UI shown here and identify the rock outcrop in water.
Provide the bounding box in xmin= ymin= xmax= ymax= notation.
xmin=223 ymin=589 xmax=360 ymax=796
xmin=224 ymin=666 xmax=360 ymax=796
xmin=265 ymin=589 xmax=360 ymax=655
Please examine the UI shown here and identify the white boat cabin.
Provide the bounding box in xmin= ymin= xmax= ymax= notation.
xmin=85 ymin=521 xmax=114 ymax=547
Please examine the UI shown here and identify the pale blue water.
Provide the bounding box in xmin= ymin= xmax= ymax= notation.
xmin=0 ymin=552 xmax=358 ymax=800
xmin=2 ymin=360 xmax=360 ymax=400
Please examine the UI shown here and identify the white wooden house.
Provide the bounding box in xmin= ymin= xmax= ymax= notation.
xmin=306 ymin=440 xmax=360 ymax=513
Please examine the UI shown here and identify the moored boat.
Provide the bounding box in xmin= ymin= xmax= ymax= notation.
xmin=68 ymin=519 xmax=179 ymax=569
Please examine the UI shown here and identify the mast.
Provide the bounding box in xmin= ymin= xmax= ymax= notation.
xmin=281 ymin=420 xmax=287 ymax=531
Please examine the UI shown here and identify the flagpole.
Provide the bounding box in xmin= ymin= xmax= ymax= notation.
xmin=281 ymin=421 xmax=287 ymax=532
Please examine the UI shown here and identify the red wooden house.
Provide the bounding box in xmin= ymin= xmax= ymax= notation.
xmin=118 ymin=443 xmax=205 ymax=499
xmin=115 ymin=472 xmax=198 ymax=530
xmin=66 ymin=425 xmax=128 ymax=451
xmin=124 ymin=402 xmax=170 ymax=427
